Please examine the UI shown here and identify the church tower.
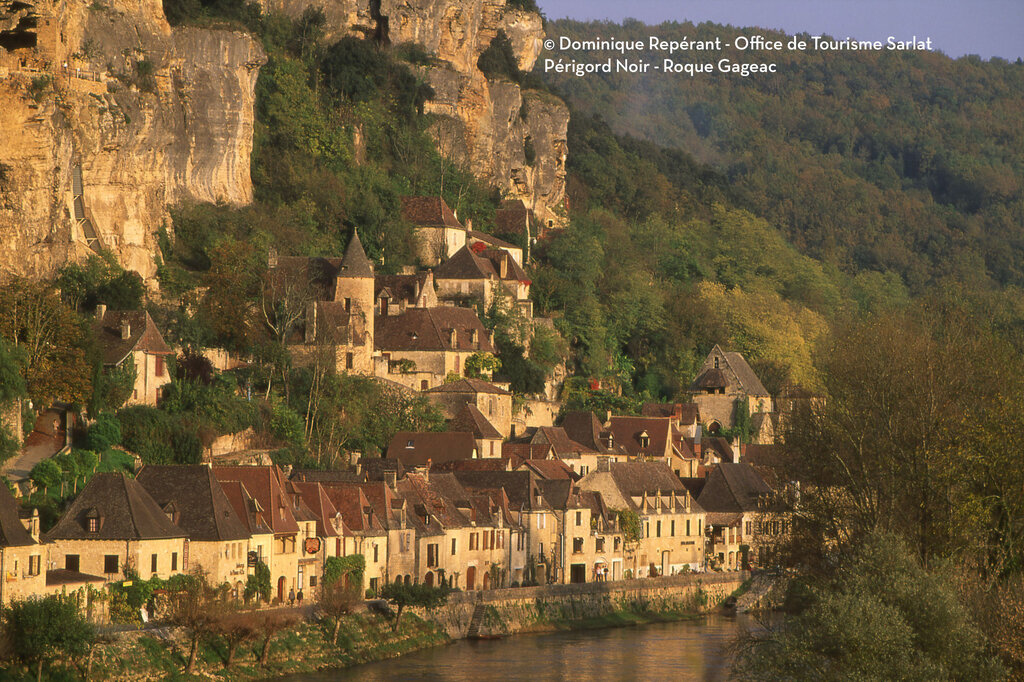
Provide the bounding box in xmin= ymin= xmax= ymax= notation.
xmin=333 ymin=229 xmax=375 ymax=373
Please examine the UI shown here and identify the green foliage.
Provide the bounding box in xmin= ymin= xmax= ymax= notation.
xmin=477 ymin=31 xmax=522 ymax=83
xmin=0 ymin=338 xmax=27 ymax=405
xmin=3 ymin=594 xmax=95 ymax=678
xmin=85 ymin=413 xmax=122 ymax=451
xmin=29 ymin=459 xmax=60 ymax=494
xmin=55 ymin=253 xmax=146 ymax=312
xmin=117 ymin=405 xmax=202 ymax=465
xmin=321 ymin=38 xmax=434 ymax=118
xmin=617 ymin=509 xmax=642 ymax=545
xmin=379 ymin=582 xmax=452 ymax=631
xmin=323 ymin=554 xmax=365 ymax=589
xmin=733 ymin=533 xmax=1005 ymax=681
xmin=244 ymin=560 xmax=272 ymax=603
xmin=464 ymin=351 xmax=501 ymax=379
xmin=88 ymin=358 xmax=137 ymax=416
xmin=0 ymin=425 xmax=18 ymax=466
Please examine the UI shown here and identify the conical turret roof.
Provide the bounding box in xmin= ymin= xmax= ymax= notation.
xmin=338 ymin=229 xmax=374 ymax=278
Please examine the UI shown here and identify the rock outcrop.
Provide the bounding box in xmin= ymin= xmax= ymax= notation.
xmin=258 ymin=0 xmax=568 ymax=226
xmin=0 ymin=0 xmax=264 ymax=280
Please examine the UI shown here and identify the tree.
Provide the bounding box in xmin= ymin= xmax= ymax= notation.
xmin=464 ymin=351 xmax=501 ymax=380
xmin=0 ymin=337 xmax=27 ymax=405
xmin=733 ymin=533 xmax=1005 ymax=681
xmin=253 ymin=611 xmax=299 ymax=667
xmin=30 ymin=459 xmax=60 ymax=496
xmin=166 ymin=570 xmax=221 ymax=673
xmin=209 ymin=611 xmax=258 ymax=668
xmin=3 ymin=595 xmax=95 ymax=682
xmin=244 ymin=559 xmax=272 ymax=604
xmin=378 ymin=582 xmax=451 ymax=632
xmin=84 ymin=412 xmax=121 ymax=451
xmin=319 ymin=572 xmax=360 ymax=644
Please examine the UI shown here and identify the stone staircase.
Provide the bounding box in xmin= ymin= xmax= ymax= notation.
xmin=466 ymin=602 xmax=486 ymax=639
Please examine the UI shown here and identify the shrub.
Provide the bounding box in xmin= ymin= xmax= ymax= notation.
xmin=85 ymin=412 xmax=122 ymax=451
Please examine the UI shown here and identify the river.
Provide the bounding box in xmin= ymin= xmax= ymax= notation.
xmin=285 ymin=613 xmax=760 ymax=681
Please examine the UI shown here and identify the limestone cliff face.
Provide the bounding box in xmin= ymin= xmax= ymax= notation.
xmin=0 ymin=0 xmax=264 ymax=280
xmin=257 ymin=0 xmax=568 ymax=225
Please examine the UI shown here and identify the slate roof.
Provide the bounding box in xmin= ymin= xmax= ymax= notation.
xmin=387 ymin=431 xmax=478 ymax=467
xmin=434 ymin=245 xmax=529 ymax=282
xmin=433 ymin=458 xmax=511 ymax=473
xmin=0 ymin=483 xmax=35 ymax=547
xmin=401 ymin=196 xmax=464 ymax=229
xmin=528 ymin=426 xmax=594 ymax=457
xmin=692 ymin=345 xmax=770 ymax=397
xmin=608 ymin=461 xmax=687 ymax=497
xmin=46 ymin=473 xmax=187 ymax=541
xmin=213 ymin=466 xmax=300 ymax=535
xmin=338 ymin=230 xmax=374 ymax=278
xmin=452 ymin=470 xmax=536 ymax=509
xmin=520 ymin=459 xmax=578 ymax=481
xmin=494 ymin=199 xmax=530 ymax=235
xmin=501 ymin=442 xmax=552 ymax=461
xmin=375 ymin=272 xmax=433 ymax=306
xmin=93 ymin=310 xmax=173 ymax=365
xmin=450 ymin=403 xmax=503 ymax=440
xmin=697 ymin=462 xmax=772 ymax=514
xmin=375 ymin=307 xmax=494 ymax=353
xmin=425 ymin=377 xmax=510 ymax=396
xmin=560 ymin=411 xmax=627 ymax=455
xmin=136 ymin=465 xmax=250 ymax=542
xmin=291 ymin=468 xmax=363 ymax=484
xmin=356 ymin=457 xmax=405 ymax=482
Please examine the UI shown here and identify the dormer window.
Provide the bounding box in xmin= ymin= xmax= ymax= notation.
xmin=449 ymin=329 xmax=457 ymax=348
xmin=344 ymin=297 xmax=352 ymax=313
xmin=639 ymin=431 xmax=650 ymax=448
xmin=88 ymin=518 xmax=98 ymax=533
xmin=714 ymin=356 xmax=720 ymax=369
xmin=470 ymin=329 xmax=478 ymax=345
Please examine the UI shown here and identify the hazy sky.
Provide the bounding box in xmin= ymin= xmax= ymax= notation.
xmin=537 ymin=0 xmax=1024 ymax=60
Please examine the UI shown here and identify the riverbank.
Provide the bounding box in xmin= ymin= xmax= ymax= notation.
xmin=0 ymin=573 xmax=748 ymax=680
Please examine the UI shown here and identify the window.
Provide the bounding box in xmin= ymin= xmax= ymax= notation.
xmin=346 ymin=353 xmax=354 ymax=370
xmin=575 ymin=511 xmax=582 ymax=526
xmin=614 ymin=537 xmax=621 ymax=551
xmin=87 ymin=518 xmax=98 ymax=533
xmin=104 ymin=555 xmax=119 ymax=574
xmin=596 ymin=537 xmax=605 ymax=552
xmin=65 ymin=555 xmax=79 ymax=572
xmin=421 ymin=380 xmax=429 ymax=390
xmin=656 ymin=521 xmax=662 ymax=538
xmin=344 ymin=297 xmax=352 ymax=312
xmin=28 ymin=555 xmax=40 ymax=576
xmin=451 ymin=538 xmax=457 ymax=555
xmin=427 ymin=543 xmax=438 ymax=568
xmin=645 ymin=522 xmax=650 ymax=538
xmin=686 ymin=519 xmax=691 ymax=536
xmin=573 ymin=537 xmax=584 ymax=554
xmin=151 ymin=554 xmax=158 ymax=573
xmin=671 ymin=521 xmax=676 ymax=537
xmin=373 ymin=544 xmax=379 ymax=563
xmin=171 ymin=552 xmax=178 ymax=571
xmin=155 ymin=354 xmax=165 ymax=377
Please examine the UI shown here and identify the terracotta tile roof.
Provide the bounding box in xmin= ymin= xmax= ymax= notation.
xmin=520 ymin=459 xmax=578 ymax=481
xmin=136 ymin=465 xmax=250 ymax=542
xmin=93 ymin=310 xmax=172 ymax=365
xmin=396 ymin=473 xmax=472 ymax=531
xmin=46 ymin=473 xmax=187 ymax=541
xmin=495 ymin=200 xmax=530 ymax=235
xmin=501 ymin=442 xmax=552 ymax=461
xmin=318 ymin=483 xmax=386 ymax=535
xmin=355 ymin=457 xmax=405 ymax=482
xmin=560 ymin=411 xmax=628 ymax=455
xmin=451 ymin=470 xmax=535 ymax=509
xmin=375 ymin=307 xmax=494 ymax=353
xmin=290 ymin=468 xmax=363 ymax=484
xmin=291 ymin=481 xmax=341 ymax=537
xmin=401 ymin=196 xmax=464 ymax=228
xmin=450 ymin=403 xmax=503 ymax=440
xmin=466 ymin=231 xmax=519 ymax=251
xmin=351 ymin=482 xmax=405 ymax=530
xmin=425 ymin=377 xmax=510 ymax=396
xmin=219 ymin=480 xmax=273 ymax=536
xmin=641 ymin=402 xmax=700 ymax=424
xmin=697 ymin=462 xmax=772 ymax=514
xmin=0 ymin=483 xmax=36 ymax=547
xmin=606 ymin=417 xmax=679 ymax=458
xmin=386 ymin=431 xmax=478 ymax=467
xmin=212 ymin=466 xmax=300 ymax=535
xmin=433 ymin=458 xmax=512 ymax=474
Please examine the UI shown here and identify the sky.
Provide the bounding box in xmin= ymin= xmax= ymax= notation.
xmin=537 ymin=0 xmax=1024 ymax=61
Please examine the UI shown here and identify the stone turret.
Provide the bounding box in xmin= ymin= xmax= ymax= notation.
xmin=333 ymin=229 xmax=376 ymax=372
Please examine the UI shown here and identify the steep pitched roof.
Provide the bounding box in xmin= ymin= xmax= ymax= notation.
xmin=608 ymin=461 xmax=687 ymax=497
xmin=560 ymin=411 xmax=627 ymax=455
xmin=375 ymin=307 xmax=495 ymax=353
xmin=501 ymin=442 xmax=552 ymax=461
xmin=693 ymin=345 xmax=770 ymax=397
xmin=401 ymin=196 xmax=464 ymax=229
xmin=494 ymin=200 xmax=530 ymax=236
xmin=387 ymin=431 xmax=478 ymax=467
xmin=46 ymin=473 xmax=187 ymax=541
xmin=452 ymin=470 xmax=536 ymax=509
xmin=433 ymin=458 xmax=511 ymax=473
xmin=291 ymin=481 xmax=341 ymax=538
xmin=450 ymin=403 xmax=503 ymax=440
xmin=425 ymin=377 xmax=510 ymax=396
xmin=697 ymin=462 xmax=772 ymax=514
xmin=318 ymin=483 xmax=387 ymax=536
xmin=375 ymin=272 xmax=434 ymax=307
xmin=466 ymin=231 xmax=520 ymax=251
xmin=520 ymin=459 xmax=578 ymax=481
xmin=641 ymin=403 xmax=700 ymax=424
xmin=219 ymin=480 xmax=273 ymax=536
xmin=212 ymin=466 xmax=300 ymax=535
xmin=338 ymin=230 xmax=374 ymax=278
xmin=605 ymin=417 xmax=678 ymax=458
xmin=434 ymin=245 xmax=529 ymax=282
xmin=136 ymin=465 xmax=250 ymax=542
xmin=93 ymin=310 xmax=173 ymax=365
xmin=0 ymin=484 xmax=35 ymax=547
xmin=529 ymin=426 xmax=594 ymax=457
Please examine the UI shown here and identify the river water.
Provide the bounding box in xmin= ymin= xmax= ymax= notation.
xmin=287 ymin=614 xmax=757 ymax=681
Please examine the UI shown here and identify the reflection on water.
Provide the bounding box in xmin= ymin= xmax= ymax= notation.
xmin=285 ymin=614 xmax=757 ymax=681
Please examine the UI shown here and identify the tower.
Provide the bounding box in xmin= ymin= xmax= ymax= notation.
xmin=333 ymin=229 xmax=375 ymax=373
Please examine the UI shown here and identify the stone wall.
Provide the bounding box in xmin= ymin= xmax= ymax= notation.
xmin=420 ymin=571 xmax=747 ymax=638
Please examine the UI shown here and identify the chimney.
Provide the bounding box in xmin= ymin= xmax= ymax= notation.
xmin=597 ymin=456 xmax=610 ymax=473
xmin=694 ymin=423 xmax=702 ymax=458
xmin=500 ymin=254 xmax=508 ymax=278
xmin=673 ymin=403 xmax=683 ymax=420
xmin=95 ymin=303 xmax=107 ymax=320
xmin=685 ymin=489 xmax=691 ymax=512
xmin=730 ymin=437 xmax=741 ymax=463
xmin=605 ymin=410 xmax=612 ymax=426
xmin=120 ymin=317 xmax=131 ymax=340
xmin=670 ymin=489 xmax=676 ymax=509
